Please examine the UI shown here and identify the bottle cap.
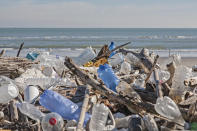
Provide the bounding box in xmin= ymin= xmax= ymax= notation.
xmin=49 ymin=117 xmax=57 ymax=125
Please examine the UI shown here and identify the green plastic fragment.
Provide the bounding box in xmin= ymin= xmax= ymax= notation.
xmin=191 ymin=122 xmax=197 ymax=130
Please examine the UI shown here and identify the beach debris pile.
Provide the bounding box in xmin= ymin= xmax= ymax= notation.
xmin=1 ymin=42 xmax=197 ymax=131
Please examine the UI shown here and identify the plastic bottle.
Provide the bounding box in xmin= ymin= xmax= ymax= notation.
xmin=25 ymin=78 xmax=60 ymax=90
xmin=154 ymin=96 xmax=185 ymax=125
xmin=120 ymin=60 xmax=131 ymax=75
xmin=73 ymin=47 xmax=96 ymax=65
xmin=39 ymin=90 xmax=90 ymax=124
xmin=17 ymin=102 xmax=45 ymax=121
xmin=24 ymin=85 xmax=39 ymax=103
xmin=170 ymin=65 xmax=192 ymax=103
xmin=108 ymin=53 xmax=124 ymax=67
xmin=26 ymin=52 xmax=39 ymax=61
xmin=35 ymin=51 xmax=65 ymax=74
xmin=41 ymin=112 xmax=64 ymax=131
xmin=0 ymin=76 xmax=19 ymax=104
xmin=109 ymin=42 xmax=116 ymax=58
xmin=149 ymin=69 xmax=170 ymax=83
xmin=128 ymin=115 xmax=145 ymax=131
xmin=89 ymin=103 xmax=109 ymax=131
xmin=97 ymin=64 xmax=120 ymax=92
xmin=143 ymin=114 xmax=159 ymax=131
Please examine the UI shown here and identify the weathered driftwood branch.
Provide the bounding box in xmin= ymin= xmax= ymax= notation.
xmin=9 ymin=100 xmax=18 ymax=122
xmin=16 ymin=42 xmax=24 ymax=57
xmin=165 ymin=62 xmax=176 ymax=86
xmin=118 ymin=48 xmax=155 ymax=73
xmin=145 ymin=55 xmax=159 ymax=84
xmin=77 ymin=86 xmax=90 ymax=131
xmin=0 ymin=49 xmax=5 ymax=57
xmin=64 ymin=56 xmax=156 ymax=115
xmin=91 ymin=42 xmax=131 ymax=63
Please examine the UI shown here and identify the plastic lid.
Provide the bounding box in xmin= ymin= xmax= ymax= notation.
xmin=49 ymin=117 xmax=57 ymax=125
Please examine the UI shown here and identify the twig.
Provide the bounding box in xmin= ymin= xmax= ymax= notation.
xmin=16 ymin=42 xmax=24 ymax=57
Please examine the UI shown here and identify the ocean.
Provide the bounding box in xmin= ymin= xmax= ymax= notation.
xmin=1 ymin=28 xmax=197 ymax=57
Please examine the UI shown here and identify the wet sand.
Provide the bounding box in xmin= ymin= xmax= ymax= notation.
xmin=158 ymin=57 xmax=197 ymax=68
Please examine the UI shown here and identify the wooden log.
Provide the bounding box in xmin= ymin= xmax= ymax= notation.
xmin=64 ymin=56 xmax=157 ymax=114
xmin=77 ymin=86 xmax=90 ymax=131
xmin=9 ymin=100 xmax=18 ymax=122
xmin=16 ymin=42 xmax=24 ymax=57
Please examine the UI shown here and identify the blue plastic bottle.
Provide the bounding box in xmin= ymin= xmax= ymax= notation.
xmin=109 ymin=42 xmax=116 ymax=58
xmin=26 ymin=52 xmax=39 ymax=61
xmin=39 ymin=90 xmax=90 ymax=125
xmin=97 ymin=64 xmax=120 ymax=92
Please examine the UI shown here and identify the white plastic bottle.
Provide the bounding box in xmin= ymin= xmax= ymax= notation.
xmin=41 ymin=112 xmax=64 ymax=131
xmin=89 ymin=103 xmax=109 ymax=131
xmin=0 ymin=76 xmax=19 ymax=104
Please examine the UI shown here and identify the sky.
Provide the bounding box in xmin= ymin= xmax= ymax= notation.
xmin=0 ymin=0 xmax=197 ymax=28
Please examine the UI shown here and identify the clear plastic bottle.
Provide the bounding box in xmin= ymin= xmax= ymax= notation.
xmin=97 ymin=64 xmax=120 ymax=92
xmin=120 ymin=60 xmax=131 ymax=75
xmin=154 ymin=96 xmax=185 ymax=125
xmin=17 ymin=102 xmax=45 ymax=121
xmin=25 ymin=78 xmax=60 ymax=90
xmin=170 ymin=65 xmax=192 ymax=103
xmin=128 ymin=114 xmax=145 ymax=131
xmin=89 ymin=103 xmax=109 ymax=131
xmin=108 ymin=53 xmax=124 ymax=67
xmin=41 ymin=112 xmax=64 ymax=131
xmin=24 ymin=85 xmax=39 ymax=103
xmin=143 ymin=114 xmax=159 ymax=131
xmin=73 ymin=47 xmax=96 ymax=65
xmin=0 ymin=76 xmax=19 ymax=104
xmin=39 ymin=90 xmax=90 ymax=124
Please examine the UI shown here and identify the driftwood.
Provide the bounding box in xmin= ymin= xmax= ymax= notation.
xmin=64 ymin=56 xmax=157 ymax=115
xmin=165 ymin=62 xmax=176 ymax=86
xmin=0 ymin=49 xmax=5 ymax=57
xmin=9 ymin=100 xmax=18 ymax=122
xmin=77 ymin=86 xmax=90 ymax=131
xmin=16 ymin=42 xmax=24 ymax=57
xmin=184 ymin=77 xmax=197 ymax=87
xmin=0 ymin=57 xmax=38 ymax=78
xmin=118 ymin=48 xmax=155 ymax=73
xmin=91 ymin=42 xmax=131 ymax=63
xmin=145 ymin=55 xmax=159 ymax=84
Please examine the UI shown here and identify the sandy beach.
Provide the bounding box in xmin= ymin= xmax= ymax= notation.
xmin=158 ymin=57 xmax=197 ymax=68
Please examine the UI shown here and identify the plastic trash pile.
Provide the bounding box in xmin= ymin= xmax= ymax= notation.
xmin=1 ymin=42 xmax=197 ymax=131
